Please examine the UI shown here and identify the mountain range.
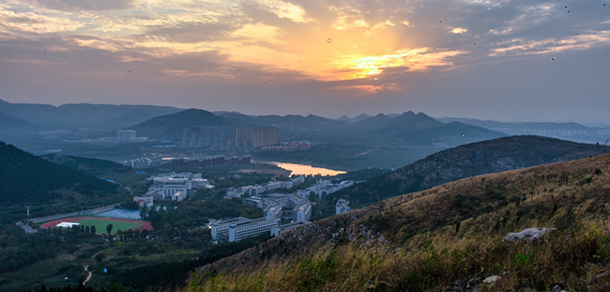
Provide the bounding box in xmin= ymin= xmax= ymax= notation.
xmin=0 ymin=99 xmax=606 ymax=146
xmin=0 ymin=99 xmax=181 ymax=130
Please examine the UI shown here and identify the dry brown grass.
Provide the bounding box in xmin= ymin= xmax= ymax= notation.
xmin=182 ymin=154 xmax=610 ymax=291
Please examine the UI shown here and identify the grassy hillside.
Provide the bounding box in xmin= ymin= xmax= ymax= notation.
xmin=188 ymin=153 xmax=610 ymax=291
xmin=0 ymin=142 xmax=118 ymax=204
xmin=329 ymin=135 xmax=610 ymax=209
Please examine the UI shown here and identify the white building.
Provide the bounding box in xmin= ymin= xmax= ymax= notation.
xmin=223 ymin=190 xmax=242 ymax=200
xmin=211 ymin=217 xmax=250 ymax=241
xmin=228 ymin=217 xmax=280 ymax=242
xmin=264 ymin=201 xmax=283 ymax=219
xmin=171 ymin=190 xmax=187 ymax=202
xmin=133 ymin=196 xmax=154 ymax=208
xmin=336 ymin=199 xmax=350 ymax=215
xmin=296 ymin=203 xmax=312 ymax=222
xmin=149 ymin=184 xmax=188 ymax=199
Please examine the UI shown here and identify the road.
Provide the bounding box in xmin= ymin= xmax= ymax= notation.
xmin=83 ymin=265 xmax=92 ymax=285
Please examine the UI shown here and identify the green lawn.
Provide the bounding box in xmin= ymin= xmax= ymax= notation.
xmin=75 ymin=219 xmax=141 ymax=235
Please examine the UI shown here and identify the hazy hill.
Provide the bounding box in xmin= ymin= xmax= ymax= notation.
xmin=355 ymin=111 xmax=445 ymax=136
xmin=0 ymin=142 xmax=118 ymax=204
xmin=436 ymin=117 xmax=592 ymax=131
xmin=352 ymin=113 xmax=391 ymax=131
xmin=104 ymin=109 xmax=155 ymax=129
xmin=435 ymin=117 xmax=610 ymax=144
xmin=0 ymin=112 xmax=35 ymax=128
xmin=41 ymin=154 xmax=130 ymax=177
xmin=130 ymin=108 xmax=234 ymax=139
xmin=350 ymin=113 xmax=372 ymax=123
xmin=392 ymin=121 xmax=507 ymax=145
xmin=329 ymin=135 xmax=610 ymax=207
xmin=192 ymin=153 xmax=610 ymax=291
xmin=0 ymin=99 xmax=181 ymax=129
xmin=218 ymin=112 xmax=347 ymax=132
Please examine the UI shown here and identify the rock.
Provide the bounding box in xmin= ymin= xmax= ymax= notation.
xmin=590 ymin=272 xmax=610 ymax=284
xmin=482 ymin=275 xmax=501 ymax=285
xmin=503 ymin=228 xmax=556 ymax=242
xmin=551 ymin=283 xmax=566 ymax=292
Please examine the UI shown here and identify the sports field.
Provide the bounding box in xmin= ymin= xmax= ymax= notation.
xmin=40 ymin=217 xmax=153 ymax=234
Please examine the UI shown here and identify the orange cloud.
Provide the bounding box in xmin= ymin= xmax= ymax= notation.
xmin=331 ymin=83 xmax=400 ymax=95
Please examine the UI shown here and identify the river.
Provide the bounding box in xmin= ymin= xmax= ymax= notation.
xmin=256 ymin=161 xmax=346 ymax=177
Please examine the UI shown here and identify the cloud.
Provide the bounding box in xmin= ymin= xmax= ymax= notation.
xmin=24 ymin=0 xmax=134 ymax=12
xmin=331 ymin=83 xmax=400 ymax=95
xmin=1 ymin=0 xmax=609 ymax=123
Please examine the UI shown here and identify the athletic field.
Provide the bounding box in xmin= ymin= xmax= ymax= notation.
xmin=39 ymin=217 xmax=153 ymax=234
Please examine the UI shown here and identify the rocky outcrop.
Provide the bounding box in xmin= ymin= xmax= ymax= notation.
xmin=503 ymin=228 xmax=556 ymax=242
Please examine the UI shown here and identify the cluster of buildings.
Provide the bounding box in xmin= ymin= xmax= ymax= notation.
xmin=211 ymin=193 xmax=313 ymax=243
xmin=224 ymin=176 xmax=305 ymax=199
xmin=212 ymin=176 xmax=315 ymax=242
xmin=116 ymin=130 xmax=148 ymax=143
xmin=162 ymin=155 xmax=251 ymax=169
xmin=243 ymin=193 xmax=312 ymax=222
xmin=261 ymin=141 xmax=311 ymax=152
xmin=183 ymin=126 xmax=279 ymax=148
xmin=133 ymin=172 xmax=213 ymax=205
xmin=296 ymin=179 xmax=355 ymax=200
xmin=120 ymin=155 xmax=251 ymax=169
xmin=213 ymin=176 xmax=357 ymax=242
xmin=120 ymin=156 xmax=165 ymax=169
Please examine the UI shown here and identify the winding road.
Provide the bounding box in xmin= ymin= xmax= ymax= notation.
xmin=83 ymin=265 xmax=92 ymax=285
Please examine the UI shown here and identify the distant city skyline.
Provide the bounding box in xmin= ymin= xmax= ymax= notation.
xmin=1 ymin=0 xmax=609 ymax=124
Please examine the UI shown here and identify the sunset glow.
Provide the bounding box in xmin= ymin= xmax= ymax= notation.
xmin=1 ymin=0 xmax=609 ymax=122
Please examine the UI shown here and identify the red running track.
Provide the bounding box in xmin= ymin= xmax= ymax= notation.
xmin=39 ymin=217 xmax=153 ymax=232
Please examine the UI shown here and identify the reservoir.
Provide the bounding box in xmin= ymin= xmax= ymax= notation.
xmin=257 ymin=161 xmax=346 ymax=177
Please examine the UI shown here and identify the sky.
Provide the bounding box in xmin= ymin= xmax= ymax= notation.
xmin=0 ymin=0 xmax=609 ymax=124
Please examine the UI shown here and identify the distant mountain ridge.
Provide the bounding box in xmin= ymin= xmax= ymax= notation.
xmin=0 ymin=99 xmax=181 ymax=129
xmin=329 ymin=135 xmax=610 ymax=207
xmin=0 ymin=142 xmax=118 ymax=204
xmin=217 ymin=112 xmax=347 ymax=132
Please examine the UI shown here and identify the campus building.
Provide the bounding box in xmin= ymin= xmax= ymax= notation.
xmin=228 ymin=217 xmax=280 ymax=242
xmin=210 ymin=217 xmax=280 ymax=242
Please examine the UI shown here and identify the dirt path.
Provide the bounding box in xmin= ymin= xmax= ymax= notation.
xmin=83 ymin=265 xmax=92 ymax=285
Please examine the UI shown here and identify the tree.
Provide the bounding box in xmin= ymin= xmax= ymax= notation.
xmin=106 ymin=224 xmax=113 ymax=237
xmin=90 ymin=225 xmax=96 ymax=235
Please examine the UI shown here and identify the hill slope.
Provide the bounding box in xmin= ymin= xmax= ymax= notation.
xmin=0 ymin=112 xmax=35 ymax=129
xmin=191 ymin=153 xmax=610 ymax=291
xmin=41 ymin=154 xmax=131 ymax=177
xmin=0 ymin=142 xmax=118 ymax=204
xmin=330 ymin=135 xmax=610 ymax=208
xmin=129 ymin=108 xmax=234 ymax=139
